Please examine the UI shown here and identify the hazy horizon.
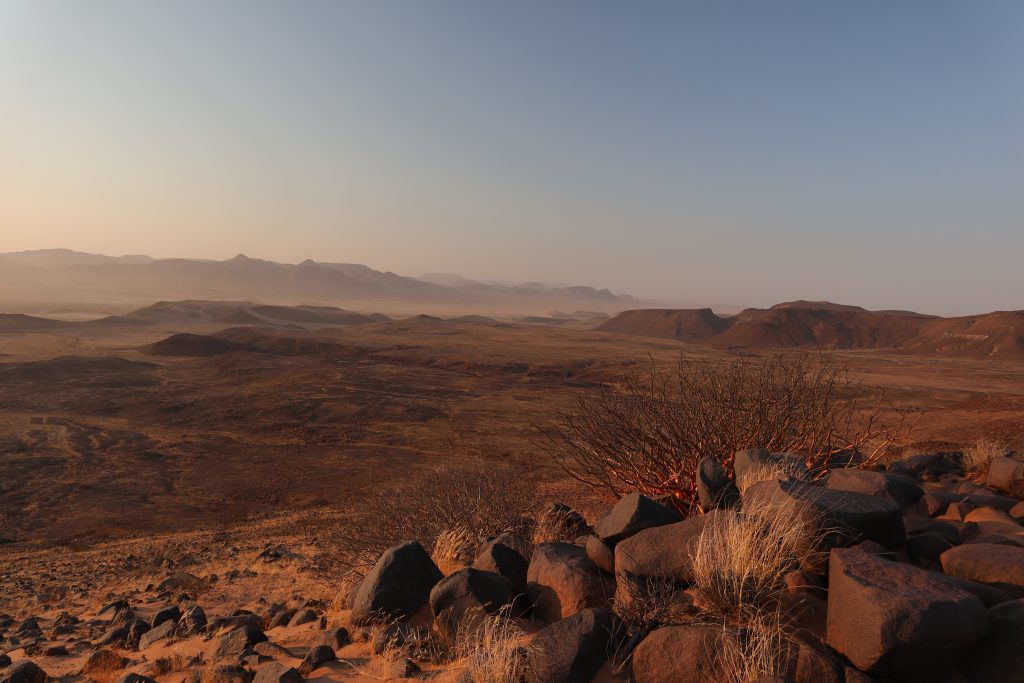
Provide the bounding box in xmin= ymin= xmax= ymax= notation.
xmin=3 ymin=1 xmax=1023 ymax=316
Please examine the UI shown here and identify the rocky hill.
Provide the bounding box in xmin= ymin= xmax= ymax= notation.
xmin=598 ymin=301 xmax=1024 ymax=359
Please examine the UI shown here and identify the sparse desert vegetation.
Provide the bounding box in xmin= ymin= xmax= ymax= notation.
xmin=3 ymin=310 xmax=1024 ymax=683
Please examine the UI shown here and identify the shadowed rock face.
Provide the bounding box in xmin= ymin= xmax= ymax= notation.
xmin=527 ymin=608 xmax=625 ymax=683
xmin=350 ymin=540 xmax=443 ymax=626
xmin=743 ymin=478 xmax=906 ymax=549
xmin=527 ymin=543 xmax=613 ymax=623
xmin=826 ymin=548 xmax=988 ymax=677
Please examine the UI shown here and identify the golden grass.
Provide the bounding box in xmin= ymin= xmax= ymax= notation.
xmin=457 ymin=612 xmax=531 ymax=683
xmin=432 ymin=527 xmax=477 ymax=575
xmin=963 ymin=437 xmax=1007 ymax=474
xmin=691 ymin=499 xmax=822 ymax=622
xmin=530 ymin=505 xmax=579 ymax=545
xmin=715 ymin=612 xmax=797 ymax=683
xmin=734 ymin=460 xmax=805 ymax=495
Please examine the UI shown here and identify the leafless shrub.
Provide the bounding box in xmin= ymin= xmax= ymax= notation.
xmin=539 ymin=353 xmax=910 ymax=513
xmin=691 ymin=498 xmax=824 ymax=623
xmin=963 ymin=437 xmax=1008 ymax=474
xmin=327 ymin=454 xmax=538 ymax=576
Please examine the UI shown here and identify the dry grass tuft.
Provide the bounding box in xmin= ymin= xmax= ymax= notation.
xmin=530 ymin=505 xmax=579 ymax=545
xmin=458 ymin=612 xmax=532 ymax=683
xmin=963 ymin=437 xmax=1008 ymax=474
xmin=613 ymin=576 xmax=691 ymax=635
xmin=734 ymin=461 xmax=804 ymax=495
xmin=691 ymin=498 xmax=823 ymax=622
xmin=716 ymin=613 xmax=798 ymax=683
xmin=432 ymin=527 xmax=477 ymax=575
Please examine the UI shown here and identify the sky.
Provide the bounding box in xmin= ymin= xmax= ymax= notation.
xmin=1 ymin=1 xmax=1022 ymax=315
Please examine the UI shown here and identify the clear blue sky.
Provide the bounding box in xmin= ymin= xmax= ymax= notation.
xmin=2 ymin=1 xmax=1022 ymax=314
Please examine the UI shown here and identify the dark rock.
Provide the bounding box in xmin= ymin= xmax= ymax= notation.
xmin=14 ymin=619 xmax=38 ymax=634
xmin=151 ymin=605 xmax=181 ymax=629
xmin=613 ymin=511 xmax=721 ymax=606
xmin=125 ymin=617 xmax=151 ymax=650
xmin=941 ymin=543 xmax=1024 ymax=597
xmin=0 ymin=661 xmax=46 ymax=683
xmin=138 ymin=619 xmax=175 ymax=649
xmin=251 ymin=662 xmax=302 ymax=683
xmin=267 ymin=610 xmax=294 ymax=629
xmin=545 ymin=503 xmax=590 ymax=539
xmin=252 ymin=641 xmax=293 ymax=659
xmin=906 ymin=532 xmax=954 ymax=567
xmin=744 ymin=479 xmax=906 ymax=549
xmin=987 ymin=456 xmax=1024 ymax=496
xmin=350 ymin=540 xmax=443 ymax=626
xmin=99 ymin=599 xmax=130 ymax=616
xmin=823 ymin=469 xmax=923 ymax=509
xmin=371 ymin=622 xmax=419 ymax=656
xmin=314 ymin=627 xmax=350 ymax=649
xmin=176 ymin=604 xmax=207 ymax=636
xmin=631 ymin=623 xmax=735 ymax=683
xmin=888 ymin=452 xmax=965 ymax=481
xmin=214 ymin=625 xmax=268 ymax=662
xmin=430 ymin=568 xmax=521 ymax=643
xmin=527 ymin=608 xmax=624 ymax=683
xmin=957 ymin=598 xmax=1024 ymax=683
xmin=203 ymin=665 xmax=253 ymax=683
xmin=696 ymin=456 xmax=739 ymax=510
xmin=298 ymin=645 xmax=335 ymax=675
xmin=0 ymin=657 xmax=9 ymax=669
xmin=42 ymin=646 xmax=67 ymax=656
xmin=527 ymin=543 xmax=613 ymax=623
xmin=584 ymin=536 xmax=615 ymax=574
xmin=115 ymin=675 xmax=156 ymax=683
xmin=286 ymin=609 xmax=316 ymax=627
xmin=473 ymin=538 xmax=529 ymax=595
xmin=207 ymin=614 xmax=264 ymax=634
xmin=594 ymin=492 xmax=682 ymax=548
xmin=825 ymin=548 xmax=988 ymax=677
xmin=97 ymin=625 xmax=129 ymax=646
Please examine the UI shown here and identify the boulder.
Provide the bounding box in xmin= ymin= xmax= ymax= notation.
xmin=823 ymin=469 xmax=923 ymax=509
xmin=922 ymin=490 xmax=1020 ymax=517
xmin=313 ymin=627 xmax=350 ymax=650
xmin=614 ymin=511 xmax=719 ymax=589
xmin=906 ymin=532 xmax=954 ymax=567
xmin=151 ymin=605 xmax=181 ymax=629
xmin=940 ymin=543 xmax=1024 ymax=597
xmin=115 ymin=675 xmax=156 ymax=683
xmin=125 ymin=617 xmax=152 ymax=649
xmin=298 ymin=645 xmax=335 ymax=675
xmin=251 ymin=663 xmax=302 ymax=683
xmin=267 ymin=610 xmax=293 ymax=629
xmin=287 ymin=609 xmax=316 ymax=627
xmin=138 ymin=618 xmax=175 ymax=649
xmin=177 ymin=604 xmax=207 ymax=636
xmin=429 ymin=568 xmax=521 ymax=644
xmin=214 ymin=624 xmax=268 ymax=662
xmin=0 ymin=662 xmax=46 ymax=683
xmin=350 ymin=540 xmax=443 ymax=626
xmin=528 ymin=543 xmax=613 ymax=623
xmin=987 ymin=457 xmax=1024 ymax=496
xmin=889 ymin=452 xmax=964 ymax=481
xmin=744 ymin=479 xmax=905 ymax=549
xmin=957 ymin=598 xmax=1024 ymax=683
xmin=696 ymin=456 xmax=740 ymax=510
xmin=527 ymin=608 xmax=624 ymax=683
xmin=825 ymin=548 xmax=988 ymax=677
xmin=594 ymin=492 xmax=681 ymax=548
xmin=203 ymin=665 xmax=253 ymax=683
xmin=584 ymin=536 xmax=615 ymax=574
xmin=371 ymin=621 xmax=419 ymax=655
xmin=631 ymin=623 xmax=734 ymax=683
xmin=1009 ymin=501 xmax=1024 ymax=524
xmin=473 ymin=539 xmax=529 ymax=595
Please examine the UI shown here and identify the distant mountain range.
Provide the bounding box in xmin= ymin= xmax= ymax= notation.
xmin=597 ymin=300 xmax=1024 ymax=359
xmin=0 ymin=249 xmax=641 ymax=315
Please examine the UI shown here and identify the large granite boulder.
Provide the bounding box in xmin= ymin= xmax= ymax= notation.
xmin=825 ymin=548 xmax=988 ymax=677
xmin=350 ymin=540 xmax=443 ymax=626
